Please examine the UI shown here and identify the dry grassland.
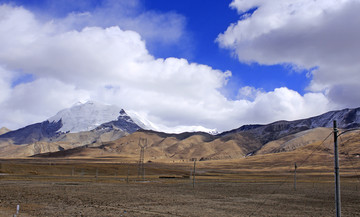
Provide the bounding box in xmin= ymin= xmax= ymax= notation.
xmin=1 ymin=154 xmax=360 ymax=217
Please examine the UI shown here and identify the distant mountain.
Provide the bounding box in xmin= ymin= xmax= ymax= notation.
xmin=0 ymin=101 xmax=142 ymax=145
xmin=0 ymin=127 xmax=11 ymax=135
xmin=33 ymin=130 xmax=250 ymax=161
xmin=1 ymin=105 xmax=360 ymax=159
xmin=48 ymin=101 xmax=127 ymax=133
xmin=256 ymin=128 xmax=332 ymax=155
xmin=127 ymin=110 xmax=219 ymax=135
xmin=222 ymin=107 xmax=360 ymax=145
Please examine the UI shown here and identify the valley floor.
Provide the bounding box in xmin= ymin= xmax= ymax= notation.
xmin=0 ymin=179 xmax=360 ymax=216
xmin=1 ymin=158 xmax=360 ymax=216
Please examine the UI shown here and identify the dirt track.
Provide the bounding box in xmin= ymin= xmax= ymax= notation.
xmin=1 ymin=179 xmax=360 ymax=217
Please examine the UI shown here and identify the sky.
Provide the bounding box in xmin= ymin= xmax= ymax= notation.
xmin=0 ymin=0 xmax=359 ymax=133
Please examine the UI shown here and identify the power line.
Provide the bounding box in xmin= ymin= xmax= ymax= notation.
xmin=297 ymin=131 xmax=333 ymax=168
xmin=248 ymin=131 xmax=333 ymax=217
xmin=337 ymin=128 xmax=360 ymax=137
xmin=338 ymin=134 xmax=360 ymax=184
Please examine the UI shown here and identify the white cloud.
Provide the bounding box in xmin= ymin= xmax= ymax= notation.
xmin=0 ymin=67 xmax=12 ymax=104
xmin=245 ymin=87 xmax=331 ymax=123
xmin=237 ymin=86 xmax=263 ymax=101
xmin=0 ymin=4 xmax=232 ymax=131
xmin=0 ymin=3 xmax=335 ymax=132
xmin=0 ymin=76 xmax=90 ymax=129
xmin=49 ymin=0 xmax=187 ymax=47
xmin=217 ymin=0 xmax=360 ymax=108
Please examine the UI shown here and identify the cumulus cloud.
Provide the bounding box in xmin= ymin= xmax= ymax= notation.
xmin=0 ymin=67 xmax=12 ymax=104
xmin=0 ymin=3 xmax=334 ymax=132
xmin=237 ymin=86 xmax=264 ymax=101
xmin=243 ymin=88 xmax=331 ymax=124
xmin=217 ymin=0 xmax=360 ymax=108
xmin=0 ymin=75 xmax=90 ymax=128
xmin=0 ymin=4 xmax=232 ymax=131
xmin=43 ymin=0 xmax=187 ymax=48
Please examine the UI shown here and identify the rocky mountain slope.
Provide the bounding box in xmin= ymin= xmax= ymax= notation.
xmin=256 ymin=128 xmax=332 ymax=155
xmin=33 ymin=130 xmax=254 ymax=161
xmin=34 ymin=127 xmax=360 ymax=163
xmin=0 ymin=101 xmax=142 ymax=146
xmin=1 ymin=105 xmax=360 ymax=159
xmin=222 ymin=107 xmax=360 ymax=145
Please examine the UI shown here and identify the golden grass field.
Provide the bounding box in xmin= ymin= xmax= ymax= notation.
xmin=1 ymin=148 xmax=360 ymax=216
xmin=0 ymin=129 xmax=359 ymax=216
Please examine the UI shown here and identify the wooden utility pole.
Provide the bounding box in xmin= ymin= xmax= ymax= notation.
xmin=294 ymin=162 xmax=297 ymax=191
xmin=333 ymin=120 xmax=341 ymax=217
xmin=192 ymin=158 xmax=197 ymax=188
xmin=127 ymin=166 xmax=130 ymax=184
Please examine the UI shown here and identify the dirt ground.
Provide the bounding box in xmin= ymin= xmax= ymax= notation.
xmin=1 ymin=157 xmax=360 ymax=217
xmin=0 ymin=179 xmax=360 ymax=217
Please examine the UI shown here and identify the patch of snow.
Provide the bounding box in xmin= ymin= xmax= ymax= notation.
xmin=127 ymin=110 xmax=218 ymax=134
xmin=160 ymin=125 xmax=218 ymax=135
xmin=126 ymin=111 xmax=158 ymax=130
xmin=48 ymin=101 xmax=123 ymax=133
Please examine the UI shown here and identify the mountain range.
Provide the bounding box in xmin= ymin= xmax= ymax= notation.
xmin=0 ymin=101 xmax=141 ymax=145
xmin=0 ymin=101 xmax=359 ymax=159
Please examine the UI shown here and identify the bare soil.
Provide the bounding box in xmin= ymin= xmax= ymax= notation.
xmin=1 ymin=157 xmax=360 ymax=216
xmin=1 ymin=180 xmax=360 ymax=217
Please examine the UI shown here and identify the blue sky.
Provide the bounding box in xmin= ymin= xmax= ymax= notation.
xmin=4 ymin=0 xmax=310 ymax=97
xmin=144 ymin=1 xmax=310 ymax=98
xmin=0 ymin=0 xmax=359 ymax=132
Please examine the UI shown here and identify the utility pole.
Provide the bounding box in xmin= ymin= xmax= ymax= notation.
xmin=192 ymin=158 xmax=197 ymax=188
xmin=127 ymin=166 xmax=130 ymax=184
xmin=138 ymin=138 xmax=147 ymax=180
xmin=333 ymin=120 xmax=341 ymax=217
xmin=294 ymin=162 xmax=297 ymax=191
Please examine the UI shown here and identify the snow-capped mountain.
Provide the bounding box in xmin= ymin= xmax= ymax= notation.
xmin=127 ymin=110 xmax=218 ymax=135
xmin=48 ymin=101 xmax=130 ymax=133
xmin=2 ymin=100 xmax=360 ymax=148
xmin=0 ymin=101 xmax=142 ymax=145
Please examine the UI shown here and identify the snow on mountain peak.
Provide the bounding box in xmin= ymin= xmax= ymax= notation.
xmin=47 ymin=101 xmax=218 ymax=135
xmin=126 ymin=110 xmax=218 ymax=134
xmin=48 ymin=101 xmax=126 ymax=133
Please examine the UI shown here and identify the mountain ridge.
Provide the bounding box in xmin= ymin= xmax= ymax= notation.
xmin=0 ymin=102 xmax=142 ymax=145
xmin=221 ymin=107 xmax=360 ymax=145
xmin=1 ymin=105 xmax=360 ymax=159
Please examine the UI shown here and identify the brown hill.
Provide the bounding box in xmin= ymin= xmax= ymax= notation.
xmin=0 ymin=127 xmax=10 ymax=135
xmin=5 ymin=125 xmax=360 ymax=163
xmin=0 ymin=140 xmax=86 ymax=158
xmin=257 ymin=128 xmax=332 ymax=155
xmin=3 ymin=106 xmax=360 ymax=160
xmin=0 ymin=128 xmax=129 ymax=158
xmin=336 ymin=129 xmax=360 ymax=157
xmin=31 ymin=128 xmax=360 ymax=177
xmin=201 ymin=130 xmax=360 ymax=174
xmin=33 ymin=130 xmax=261 ymax=162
